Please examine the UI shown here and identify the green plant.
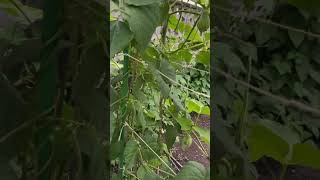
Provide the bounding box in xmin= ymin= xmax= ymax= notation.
xmin=110 ymin=0 xmax=210 ymax=179
xmin=213 ymin=0 xmax=320 ymax=179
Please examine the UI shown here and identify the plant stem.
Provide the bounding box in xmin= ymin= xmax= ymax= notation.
xmin=279 ymin=164 xmax=288 ymax=180
xmin=125 ymin=122 xmax=177 ymax=175
xmin=237 ymin=57 xmax=252 ymax=146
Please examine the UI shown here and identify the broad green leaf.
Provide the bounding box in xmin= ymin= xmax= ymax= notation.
xmin=154 ymin=73 xmax=170 ymax=98
xmin=186 ymin=99 xmax=202 ymax=114
xmin=289 ymin=143 xmax=320 ymax=169
xmin=213 ymin=42 xmax=245 ymax=75
xmin=165 ymin=125 xmax=177 ymax=149
xmin=142 ymin=172 xmax=161 ymax=180
xmin=289 ymin=31 xmax=304 ymax=48
xmin=137 ymin=103 xmax=146 ymax=130
xmin=73 ymin=44 xmax=108 ymax=136
xmin=201 ymin=106 xmax=210 ymax=115
xmin=159 ymin=58 xmax=176 ymax=82
xmin=124 ymin=4 xmax=160 ymax=51
xmin=271 ymin=59 xmax=291 ymax=75
xmin=77 ymin=128 xmax=106 ymax=179
xmin=125 ymin=0 xmax=160 ymax=6
xmin=176 ymin=117 xmax=194 ymax=131
xmin=140 ymin=131 xmax=160 ymax=161
xmin=170 ymin=49 xmax=192 ymax=63
xmin=246 ymin=122 xmax=289 ymax=163
xmin=110 ymin=21 xmax=133 ymax=57
xmin=196 ymin=51 xmax=209 ymax=65
xmin=124 ymin=140 xmax=139 ymax=169
xmin=173 ymin=161 xmax=209 ymax=180
xmin=193 ymin=126 xmax=210 ymax=144
xmin=181 ymin=133 xmax=193 ymax=150
xmin=185 ymin=99 xmax=210 ymax=115
xmin=110 ymin=141 xmax=124 ymax=160
xmin=169 ymin=90 xmax=185 ymax=112
xmin=254 ymin=23 xmax=277 ymax=45
xmin=197 ymin=10 xmax=210 ymax=33
xmin=0 ymin=0 xmax=42 ymax=25
xmin=259 ymin=119 xmax=300 ymax=145
xmin=137 ymin=165 xmax=148 ymax=179
xmin=309 ymin=68 xmax=320 ymax=84
xmin=239 ymin=44 xmax=257 ymax=61
xmin=198 ymin=0 xmax=209 ymax=7
xmin=282 ymin=0 xmax=320 ymax=16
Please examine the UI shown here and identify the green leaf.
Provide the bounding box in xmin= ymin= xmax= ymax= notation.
xmin=137 ymin=165 xmax=148 ymax=179
xmin=110 ymin=141 xmax=124 ymax=160
xmin=254 ymin=23 xmax=277 ymax=45
xmin=239 ymin=44 xmax=257 ymax=61
xmin=165 ymin=125 xmax=177 ymax=149
xmin=289 ymin=143 xmax=320 ymax=169
xmin=142 ymin=172 xmax=161 ymax=180
xmin=176 ymin=117 xmax=194 ymax=131
xmin=0 ymin=0 xmax=42 ymax=25
xmin=140 ymin=131 xmax=160 ymax=161
xmin=124 ymin=140 xmax=139 ymax=169
xmin=77 ymin=128 xmax=106 ymax=180
xmin=272 ymin=59 xmax=291 ymax=75
xmin=154 ymin=73 xmax=170 ymax=98
xmin=125 ymin=0 xmax=160 ymax=6
xmin=193 ymin=126 xmax=210 ymax=144
xmin=309 ymin=68 xmax=320 ymax=84
xmin=246 ymin=122 xmax=289 ymax=163
xmin=124 ymin=4 xmax=160 ymax=51
xmin=181 ymin=133 xmax=193 ymax=150
xmin=283 ymin=0 xmax=320 ymax=16
xmin=197 ymin=10 xmax=210 ymax=33
xmin=195 ymin=51 xmax=210 ymax=65
xmin=289 ymin=31 xmax=304 ymax=48
xmin=137 ymin=103 xmax=147 ymax=130
xmin=213 ymin=42 xmax=245 ymax=75
xmin=173 ymin=161 xmax=209 ymax=180
xmin=186 ymin=99 xmax=202 ymax=114
xmin=170 ymin=49 xmax=192 ymax=63
xmin=159 ymin=58 xmax=176 ymax=82
xmin=110 ymin=21 xmax=134 ymax=57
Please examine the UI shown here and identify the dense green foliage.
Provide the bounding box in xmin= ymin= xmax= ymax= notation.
xmin=213 ymin=0 xmax=320 ymax=179
xmin=111 ymin=0 xmax=210 ymax=179
xmin=0 ymin=0 xmax=109 ymax=179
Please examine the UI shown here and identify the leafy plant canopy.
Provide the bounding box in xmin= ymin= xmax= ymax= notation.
xmin=110 ymin=0 xmax=210 ymax=179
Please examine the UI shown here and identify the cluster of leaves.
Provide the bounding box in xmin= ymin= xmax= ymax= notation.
xmin=1 ymin=0 xmax=110 ymax=179
xmin=213 ymin=0 xmax=320 ymax=179
xmin=111 ymin=0 xmax=210 ymax=179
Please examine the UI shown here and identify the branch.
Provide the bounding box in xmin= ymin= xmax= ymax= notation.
xmin=213 ymin=67 xmax=320 ymax=117
xmin=213 ymin=5 xmax=320 ymax=39
xmin=0 ymin=107 xmax=54 ymax=144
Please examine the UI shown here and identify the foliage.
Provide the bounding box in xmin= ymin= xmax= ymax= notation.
xmin=111 ymin=0 xmax=210 ymax=179
xmin=0 ymin=0 xmax=109 ymax=179
xmin=213 ymin=0 xmax=320 ymax=179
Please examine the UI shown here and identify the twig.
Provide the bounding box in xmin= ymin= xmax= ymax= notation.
xmin=124 ymin=122 xmax=177 ymax=175
xmin=9 ymin=0 xmax=32 ymax=25
xmin=213 ymin=5 xmax=320 ymax=39
xmin=0 ymin=107 xmax=54 ymax=144
xmin=213 ymin=67 xmax=320 ymax=117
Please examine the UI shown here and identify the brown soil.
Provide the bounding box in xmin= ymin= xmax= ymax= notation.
xmin=169 ymin=115 xmax=320 ymax=180
xmin=256 ymin=157 xmax=320 ymax=180
xmin=171 ymin=113 xmax=210 ymax=168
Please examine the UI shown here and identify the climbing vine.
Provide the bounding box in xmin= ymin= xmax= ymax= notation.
xmin=111 ymin=0 xmax=210 ymax=179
